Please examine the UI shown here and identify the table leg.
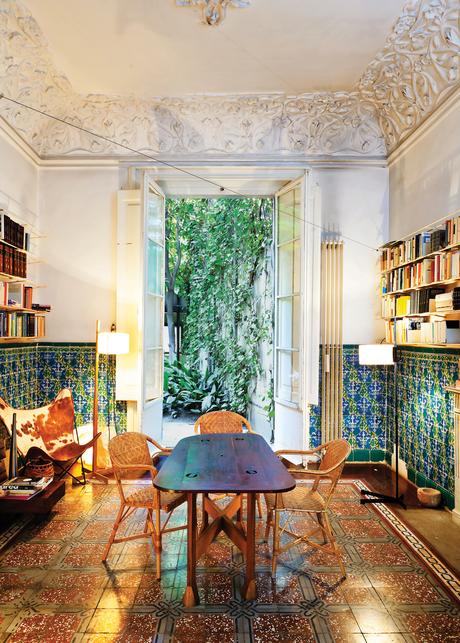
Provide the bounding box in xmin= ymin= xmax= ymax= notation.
xmin=243 ymin=492 xmax=256 ymax=601
xmin=200 ymin=493 xmax=209 ymax=533
xmin=184 ymin=492 xmax=199 ymax=607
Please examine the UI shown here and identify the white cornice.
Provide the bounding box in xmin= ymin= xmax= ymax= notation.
xmin=0 ymin=0 xmax=458 ymax=160
xmin=387 ymin=84 xmax=460 ymax=166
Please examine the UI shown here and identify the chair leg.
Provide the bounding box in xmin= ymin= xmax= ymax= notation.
xmin=316 ymin=512 xmax=327 ymax=544
xmin=103 ymin=504 xmax=124 ymax=561
xmin=80 ymin=457 xmax=87 ymax=485
xmin=271 ymin=509 xmax=280 ymax=577
xmin=256 ymin=494 xmax=263 ymax=520
xmin=155 ymin=507 xmax=162 ymax=580
xmin=323 ymin=511 xmax=346 ymax=578
xmin=264 ymin=509 xmax=272 ymax=542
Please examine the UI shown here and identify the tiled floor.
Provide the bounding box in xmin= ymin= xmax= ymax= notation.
xmin=0 ymin=481 xmax=459 ymax=642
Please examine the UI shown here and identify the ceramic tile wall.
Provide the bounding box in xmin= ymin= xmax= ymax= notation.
xmin=0 ymin=344 xmax=127 ymax=436
xmin=310 ymin=345 xmax=457 ymax=507
xmin=309 ymin=346 xmax=390 ymax=452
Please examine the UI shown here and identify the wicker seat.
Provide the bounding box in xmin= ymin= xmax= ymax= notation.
xmin=264 ymin=439 xmax=351 ymax=578
xmin=103 ymin=432 xmax=187 ymax=579
xmin=194 ymin=410 xmax=263 ymax=519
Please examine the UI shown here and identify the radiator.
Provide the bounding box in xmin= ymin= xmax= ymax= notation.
xmin=320 ymin=241 xmax=344 ymax=442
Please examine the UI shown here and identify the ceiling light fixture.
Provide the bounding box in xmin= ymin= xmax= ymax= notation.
xmin=176 ymin=0 xmax=250 ymax=26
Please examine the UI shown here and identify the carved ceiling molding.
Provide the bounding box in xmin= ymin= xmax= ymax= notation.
xmin=0 ymin=0 xmax=458 ymax=159
xmin=359 ymin=0 xmax=460 ymax=152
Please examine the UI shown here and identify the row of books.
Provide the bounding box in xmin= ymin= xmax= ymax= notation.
xmin=435 ymin=289 xmax=460 ymax=312
xmin=0 ymin=241 xmax=27 ymax=278
xmin=0 ymin=282 xmax=33 ymax=308
xmin=381 ymin=250 xmax=460 ymax=294
xmin=380 ymin=227 xmax=447 ymax=271
xmin=381 ymin=288 xmax=445 ymax=318
xmin=0 ymin=476 xmax=53 ymax=500
xmin=385 ymin=318 xmax=460 ymax=344
xmin=0 ymin=211 xmax=30 ymax=251
xmin=0 ymin=311 xmax=45 ymax=338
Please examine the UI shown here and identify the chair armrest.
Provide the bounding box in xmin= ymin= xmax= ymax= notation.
xmin=146 ymin=436 xmax=169 ymax=451
xmin=274 ymin=447 xmax=323 ymax=457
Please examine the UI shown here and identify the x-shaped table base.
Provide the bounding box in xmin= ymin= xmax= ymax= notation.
xmin=183 ymin=491 xmax=257 ymax=607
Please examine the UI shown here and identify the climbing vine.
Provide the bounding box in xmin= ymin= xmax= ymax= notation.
xmin=165 ymin=197 xmax=273 ymax=416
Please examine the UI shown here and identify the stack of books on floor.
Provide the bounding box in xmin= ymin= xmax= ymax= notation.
xmin=0 ymin=476 xmax=53 ymax=500
xmin=435 ymin=288 xmax=460 ymax=312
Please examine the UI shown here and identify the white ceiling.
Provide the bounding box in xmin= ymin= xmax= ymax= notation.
xmin=22 ymin=0 xmax=406 ymax=96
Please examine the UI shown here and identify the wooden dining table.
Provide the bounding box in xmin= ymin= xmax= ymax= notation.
xmin=153 ymin=432 xmax=296 ymax=606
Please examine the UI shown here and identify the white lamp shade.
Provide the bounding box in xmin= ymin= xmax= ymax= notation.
xmin=359 ymin=344 xmax=394 ymax=365
xmin=98 ymin=331 xmax=130 ymax=355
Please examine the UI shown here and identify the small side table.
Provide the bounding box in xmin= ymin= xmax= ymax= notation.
xmin=0 ymin=479 xmax=66 ymax=515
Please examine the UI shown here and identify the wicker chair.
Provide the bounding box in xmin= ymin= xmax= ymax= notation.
xmin=264 ymin=439 xmax=351 ymax=578
xmin=103 ymin=432 xmax=187 ymax=579
xmin=194 ymin=410 xmax=263 ymax=519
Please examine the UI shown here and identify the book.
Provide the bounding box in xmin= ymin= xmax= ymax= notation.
xmin=1 ymin=476 xmax=53 ymax=491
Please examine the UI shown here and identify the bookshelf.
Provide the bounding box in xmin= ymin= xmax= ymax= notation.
xmin=381 ymin=211 xmax=460 ymax=347
xmin=0 ymin=207 xmax=48 ymax=343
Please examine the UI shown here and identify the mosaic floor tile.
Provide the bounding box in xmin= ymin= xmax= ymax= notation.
xmin=339 ymin=519 xmax=389 ymax=539
xmin=403 ymin=613 xmax=460 ymax=642
xmin=356 ymin=543 xmax=412 ymax=567
xmin=173 ymin=613 xmax=235 ymax=643
xmin=0 ymin=481 xmax=458 ymax=642
xmin=1 ymin=543 xmax=61 ymax=568
xmin=7 ymin=612 xmax=85 ymax=643
xmin=252 ymin=614 xmax=316 ymax=642
xmin=86 ymin=610 xmax=158 ymax=638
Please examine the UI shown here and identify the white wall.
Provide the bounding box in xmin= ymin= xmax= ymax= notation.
xmin=390 ymin=93 xmax=460 ymax=239
xmin=313 ymin=165 xmax=389 ymax=344
xmin=38 ymin=167 xmax=120 ymax=341
xmin=0 ymin=125 xmax=38 ymax=227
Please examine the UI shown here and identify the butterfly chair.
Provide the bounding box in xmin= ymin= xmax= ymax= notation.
xmin=194 ymin=410 xmax=263 ymax=519
xmin=103 ymin=432 xmax=187 ymax=580
xmin=0 ymin=388 xmax=100 ymax=485
xmin=264 ymin=439 xmax=351 ymax=578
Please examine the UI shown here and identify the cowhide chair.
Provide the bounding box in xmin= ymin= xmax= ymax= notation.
xmin=0 ymin=388 xmax=100 ymax=485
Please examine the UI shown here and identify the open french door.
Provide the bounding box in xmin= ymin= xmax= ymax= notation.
xmin=274 ymin=172 xmax=320 ymax=452
xmin=116 ymin=173 xmax=165 ymax=440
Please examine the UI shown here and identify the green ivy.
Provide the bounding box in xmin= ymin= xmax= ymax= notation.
xmin=166 ymin=197 xmax=273 ymax=416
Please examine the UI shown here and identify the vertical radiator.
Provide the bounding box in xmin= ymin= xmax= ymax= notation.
xmin=320 ymin=241 xmax=344 ymax=442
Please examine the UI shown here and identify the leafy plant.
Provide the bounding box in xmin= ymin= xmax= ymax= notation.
xmin=165 ymin=197 xmax=274 ymax=418
xmin=164 ymin=361 xmax=229 ymax=418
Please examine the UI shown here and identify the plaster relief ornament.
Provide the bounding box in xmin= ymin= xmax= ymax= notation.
xmin=176 ymin=0 xmax=250 ymax=26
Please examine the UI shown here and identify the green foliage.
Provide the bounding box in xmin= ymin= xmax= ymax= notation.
xmin=165 ymin=197 xmax=273 ymax=416
xmin=163 ymin=361 xmax=229 ymax=418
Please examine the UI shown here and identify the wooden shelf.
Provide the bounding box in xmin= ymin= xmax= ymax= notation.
xmin=382 ymin=276 xmax=460 ymax=296
xmin=380 ymin=240 xmax=460 ymax=274
xmin=0 ymin=305 xmax=48 ymax=314
xmin=383 ymin=311 xmax=460 ymax=321
xmin=398 ymin=343 xmax=460 ymax=349
xmin=0 ymin=336 xmax=44 ymax=343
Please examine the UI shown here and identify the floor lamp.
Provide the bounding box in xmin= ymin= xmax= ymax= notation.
xmin=91 ymin=320 xmax=130 ymax=483
xmin=358 ymin=343 xmax=406 ymax=509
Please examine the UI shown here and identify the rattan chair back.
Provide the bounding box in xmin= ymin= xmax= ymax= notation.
xmin=194 ymin=410 xmax=253 ymax=434
xmin=313 ymin=438 xmax=351 ymax=502
xmin=109 ymin=433 xmax=157 ymax=502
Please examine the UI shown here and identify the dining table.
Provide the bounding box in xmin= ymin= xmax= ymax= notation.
xmin=153 ymin=432 xmax=296 ymax=606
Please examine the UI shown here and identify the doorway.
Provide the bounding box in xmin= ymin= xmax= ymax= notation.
xmin=116 ymin=167 xmax=320 ymax=453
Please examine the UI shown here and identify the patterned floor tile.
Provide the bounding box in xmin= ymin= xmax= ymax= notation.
xmin=403 ymin=613 xmax=460 ymax=642
xmin=252 ymin=614 xmax=316 ymax=642
xmin=173 ymin=613 xmax=235 ymax=642
xmin=7 ymin=611 xmax=89 ymax=643
xmin=0 ymin=481 xmax=458 ymax=643
xmin=339 ymin=519 xmax=389 ymax=539
xmin=1 ymin=543 xmax=62 ymax=568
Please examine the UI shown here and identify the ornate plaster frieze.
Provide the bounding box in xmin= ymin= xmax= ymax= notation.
xmin=0 ymin=0 xmax=385 ymax=158
xmin=359 ymin=0 xmax=460 ymax=151
xmin=0 ymin=0 xmax=458 ymax=158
